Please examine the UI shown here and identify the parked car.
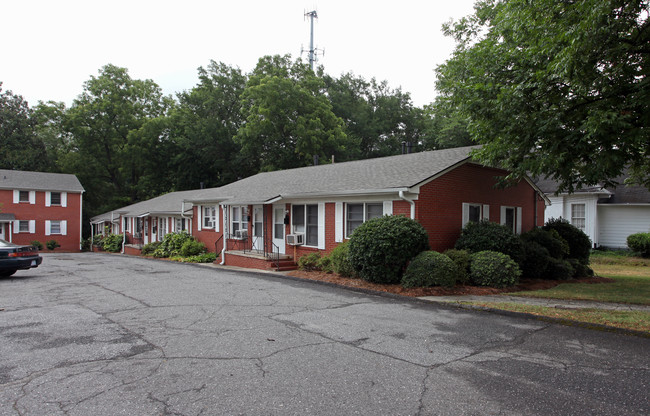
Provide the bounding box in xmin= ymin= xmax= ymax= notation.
xmin=0 ymin=239 xmax=42 ymax=277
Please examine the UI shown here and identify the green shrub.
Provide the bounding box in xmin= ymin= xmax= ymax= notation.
xmin=179 ymin=252 xmax=217 ymax=263
xmin=298 ymin=252 xmax=322 ymax=271
xmin=180 ymin=239 xmax=206 ymax=257
xmin=81 ymin=238 xmax=91 ymax=252
xmin=46 ymin=239 xmax=60 ymax=251
xmin=546 ymin=257 xmax=574 ymax=280
xmin=401 ymin=251 xmax=458 ymax=288
xmin=443 ymin=249 xmax=471 ymax=284
xmin=543 ymin=218 xmax=591 ymax=264
xmin=469 ymin=250 xmax=521 ymax=288
xmin=627 ymin=232 xmax=650 ymax=257
xmin=568 ymin=258 xmax=594 ymax=278
xmin=92 ymin=235 xmax=104 ymax=247
xmin=318 ymin=255 xmax=333 ymax=273
xmin=520 ymin=227 xmax=569 ymax=259
xmin=348 ymin=215 xmax=430 ymax=284
xmin=329 ymin=240 xmax=357 ymax=277
xmin=154 ymin=231 xmax=194 ymax=258
xmin=521 ymin=241 xmax=551 ymax=279
xmin=101 ymin=234 xmax=123 ymax=252
xmin=141 ymin=241 xmax=161 ymax=256
xmin=455 ymin=220 xmax=525 ymax=267
xmin=30 ymin=241 xmax=43 ymax=250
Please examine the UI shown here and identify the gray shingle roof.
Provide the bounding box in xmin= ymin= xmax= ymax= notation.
xmin=0 ymin=169 xmax=85 ymax=192
xmin=91 ymin=189 xmax=204 ymax=221
xmin=188 ymin=146 xmax=481 ymax=204
xmin=535 ymin=173 xmax=650 ymax=204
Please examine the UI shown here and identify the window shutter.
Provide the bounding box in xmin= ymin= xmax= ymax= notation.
xmin=61 ymin=220 xmax=67 ymax=236
xmin=500 ymin=206 xmax=507 ymax=225
xmin=483 ymin=205 xmax=490 ymax=220
xmin=29 ymin=220 xmax=35 ymax=234
xmin=334 ymin=203 xmax=343 ymax=243
xmin=45 ymin=192 xmax=51 ymax=207
xmin=61 ymin=192 xmax=67 ymax=207
xmin=13 ymin=190 xmax=19 ymax=203
xmin=516 ymin=207 xmax=522 ymax=234
xmin=45 ymin=220 xmax=51 ymax=236
xmin=462 ymin=203 xmax=469 ymax=227
xmin=383 ymin=201 xmax=393 ymax=216
xmin=29 ymin=191 xmax=36 ymax=204
xmin=197 ymin=205 xmax=202 ymax=231
xmin=318 ymin=203 xmax=325 ymax=249
xmin=215 ymin=206 xmax=220 ymax=232
xmin=14 ymin=220 xmax=20 ymax=233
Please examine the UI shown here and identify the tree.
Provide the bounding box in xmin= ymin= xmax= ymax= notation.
xmin=324 ymin=73 xmax=425 ymax=159
xmin=420 ymin=97 xmax=473 ymax=150
xmin=436 ymin=0 xmax=650 ymax=191
xmin=169 ymin=61 xmax=248 ymax=189
xmin=63 ymin=64 xmax=173 ymax=214
xmin=0 ymin=84 xmax=52 ymax=171
xmin=236 ymin=55 xmax=349 ymax=171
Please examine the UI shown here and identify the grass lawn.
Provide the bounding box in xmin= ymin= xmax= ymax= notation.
xmin=466 ymin=252 xmax=650 ymax=333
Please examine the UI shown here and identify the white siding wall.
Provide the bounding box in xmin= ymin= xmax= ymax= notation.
xmin=545 ymin=194 xmax=599 ymax=246
xmin=598 ymin=205 xmax=650 ymax=249
xmin=545 ymin=196 xmax=564 ymax=222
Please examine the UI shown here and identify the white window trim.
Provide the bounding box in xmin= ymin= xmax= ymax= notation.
xmin=571 ymin=203 xmax=586 ymax=232
xmin=14 ymin=190 xmax=35 ymax=204
xmin=45 ymin=220 xmax=67 ymax=236
xmin=500 ymin=206 xmax=523 ymax=234
xmin=344 ymin=202 xmax=385 ymax=238
xmin=462 ymin=203 xmax=489 ymax=227
xmin=14 ymin=220 xmax=35 ymax=234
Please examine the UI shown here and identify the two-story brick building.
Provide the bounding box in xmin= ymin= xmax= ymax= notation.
xmin=0 ymin=170 xmax=85 ymax=251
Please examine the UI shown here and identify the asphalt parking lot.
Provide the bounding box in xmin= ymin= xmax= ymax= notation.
xmin=1 ymin=253 xmax=648 ymax=415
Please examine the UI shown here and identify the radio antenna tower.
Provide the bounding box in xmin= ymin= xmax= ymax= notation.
xmin=302 ymin=10 xmax=324 ymax=70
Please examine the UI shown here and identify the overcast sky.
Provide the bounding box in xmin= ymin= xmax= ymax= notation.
xmin=2 ymin=0 xmax=477 ymax=108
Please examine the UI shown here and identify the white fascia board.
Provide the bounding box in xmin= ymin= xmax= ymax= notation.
xmin=279 ymin=187 xmax=412 ymax=200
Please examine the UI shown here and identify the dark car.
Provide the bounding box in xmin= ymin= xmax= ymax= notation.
xmin=0 ymin=239 xmax=42 ymax=277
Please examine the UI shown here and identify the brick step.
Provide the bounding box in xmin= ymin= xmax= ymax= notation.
xmin=271 ymin=259 xmax=298 ymax=271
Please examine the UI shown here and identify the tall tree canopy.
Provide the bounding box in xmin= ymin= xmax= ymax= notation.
xmin=63 ymin=64 xmax=173 ymax=213
xmin=169 ymin=61 xmax=247 ymax=189
xmin=436 ymin=0 xmax=650 ymax=191
xmin=236 ymin=55 xmax=349 ymax=171
xmin=0 ymin=84 xmax=52 ymax=171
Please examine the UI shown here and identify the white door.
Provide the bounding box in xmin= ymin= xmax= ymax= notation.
xmin=0 ymin=223 xmax=5 ymax=240
xmin=272 ymin=205 xmax=286 ymax=254
xmin=151 ymin=217 xmax=157 ymax=242
xmin=252 ymin=205 xmax=264 ymax=252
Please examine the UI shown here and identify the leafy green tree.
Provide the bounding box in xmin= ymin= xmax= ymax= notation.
xmin=324 ymin=73 xmax=425 ymax=159
xmin=169 ymin=61 xmax=248 ymax=189
xmin=436 ymin=0 xmax=650 ymax=191
xmin=63 ymin=64 xmax=173 ymax=214
xmin=0 ymin=84 xmax=52 ymax=171
xmin=420 ymin=98 xmax=472 ymax=150
xmin=236 ymin=55 xmax=349 ymax=171
xmin=32 ymin=101 xmax=72 ymax=170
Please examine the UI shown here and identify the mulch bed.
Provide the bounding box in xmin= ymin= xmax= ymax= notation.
xmin=286 ymin=270 xmax=615 ymax=297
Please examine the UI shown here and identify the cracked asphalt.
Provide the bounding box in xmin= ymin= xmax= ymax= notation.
xmin=0 ymin=253 xmax=648 ymax=415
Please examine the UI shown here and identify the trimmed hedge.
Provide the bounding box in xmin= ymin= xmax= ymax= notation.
xmin=521 ymin=241 xmax=551 ymax=279
xmin=443 ymin=249 xmax=471 ymax=284
xmin=298 ymin=252 xmax=323 ymax=271
xmin=401 ymin=251 xmax=457 ymax=288
xmin=627 ymin=232 xmax=650 ymax=257
xmin=543 ymin=218 xmax=591 ymax=264
xmin=329 ymin=240 xmax=356 ymax=277
xmin=348 ymin=215 xmax=429 ymax=284
xmin=470 ymin=250 xmax=521 ymax=288
xmin=520 ymin=227 xmax=569 ymax=260
xmin=455 ymin=220 xmax=525 ymax=267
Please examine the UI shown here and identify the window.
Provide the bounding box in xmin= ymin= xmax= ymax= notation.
xmin=19 ymin=221 xmax=29 ymax=233
xmin=346 ymin=203 xmax=383 ymax=237
xmin=135 ymin=218 xmax=143 ymax=238
xmin=571 ymin=204 xmax=586 ymax=231
xmin=19 ymin=191 xmax=29 ymax=203
xmin=50 ymin=192 xmax=61 ymax=205
xmin=124 ymin=218 xmax=130 ymax=232
xmin=231 ymin=206 xmax=249 ymax=234
xmin=292 ymin=204 xmax=319 ymax=246
xmin=462 ymin=203 xmax=489 ymax=228
xmin=159 ymin=218 xmax=167 ymax=239
xmin=469 ymin=205 xmax=482 ymax=223
xmin=203 ymin=206 xmax=216 ymax=229
xmin=504 ymin=207 xmax=515 ymax=232
xmin=175 ymin=218 xmax=186 ymax=232
xmin=50 ymin=221 xmax=61 ymax=234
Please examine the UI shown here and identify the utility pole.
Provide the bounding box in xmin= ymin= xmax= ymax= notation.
xmin=302 ymin=10 xmax=323 ymax=71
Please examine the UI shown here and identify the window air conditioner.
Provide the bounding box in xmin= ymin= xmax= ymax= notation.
xmin=286 ymin=233 xmax=304 ymax=245
xmin=234 ymin=229 xmax=248 ymax=240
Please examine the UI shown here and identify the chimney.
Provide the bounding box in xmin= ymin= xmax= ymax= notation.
xmin=200 ymin=182 xmax=205 ymax=189
xmin=313 ymin=154 xmax=319 ymax=166
xmin=407 ymin=142 xmax=413 ymax=154
xmin=401 ymin=141 xmax=406 ymax=154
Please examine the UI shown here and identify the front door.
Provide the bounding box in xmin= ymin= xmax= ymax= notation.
xmin=252 ymin=205 xmax=264 ymax=252
xmin=144 ymin=218 xmax=149 ymax=245
xmin=272 ymin=205 xmax=286 ymax=255
xmin=0 ymin=223 xmax=5 ymax=240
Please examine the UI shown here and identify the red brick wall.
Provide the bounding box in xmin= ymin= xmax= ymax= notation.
xmin=192 ymin=205 xmax=224 ymax=253
xmin=416 ymin=163 xmax=543 ymax=252
xmin=0 ymin=189 xmax=83 ymax=251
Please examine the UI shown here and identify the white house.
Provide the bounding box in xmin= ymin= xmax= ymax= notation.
xmin=537 ymin=174 xmax=650 ymax=249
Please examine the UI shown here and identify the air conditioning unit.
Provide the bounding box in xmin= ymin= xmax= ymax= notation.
xmin=234 ymin=229 xmax=248 ymax=240
xmin=286 ymin=233 xmax=304 ymax=245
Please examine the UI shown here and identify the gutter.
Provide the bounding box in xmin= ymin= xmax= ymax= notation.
xmin=399 ymin=191 xmax=416 ymax=219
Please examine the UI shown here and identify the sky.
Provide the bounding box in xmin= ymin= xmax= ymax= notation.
xmin=2 ymin=0 xmax=477 ymax=108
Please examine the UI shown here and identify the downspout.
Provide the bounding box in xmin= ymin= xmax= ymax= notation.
xmin=181 ymin=201 xmax=191 ymax=234
xmin=220 ymin=204 xmax=227 ymax=265
xmin=399 ymin=191 xmax=416 ymax=219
